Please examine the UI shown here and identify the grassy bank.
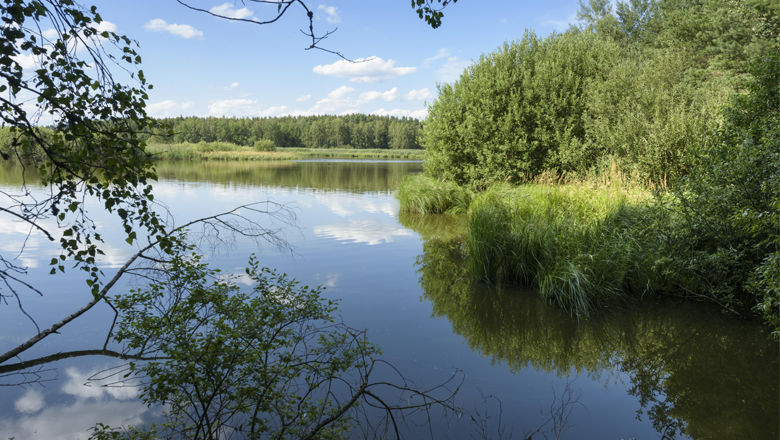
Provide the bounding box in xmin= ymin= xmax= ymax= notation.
xmin=396 ymin=174 xmax=472 ymax=214
xmin=399 ymin=166 xmax=777 ymax=336
xmin=144 ymin=143 xmax=425 ymax=161
xmin=145 ymin=142 xmax=295 ymax=161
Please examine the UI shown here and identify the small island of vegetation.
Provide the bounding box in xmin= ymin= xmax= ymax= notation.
xmin=399 ymin=0 xmax=780 ymax=337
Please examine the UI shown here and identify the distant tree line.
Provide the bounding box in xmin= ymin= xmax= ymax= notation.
xmin=142 ymin=114 xmax=424 ymax=149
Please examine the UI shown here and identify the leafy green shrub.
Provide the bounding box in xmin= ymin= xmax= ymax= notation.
xmin=254 ymin=139 xmax=276 ymax=152
xmin=423 ymin=30 xmax=623 ymax=188
xmin=422 ymin=30 xmax=723 ymax=187
xmin=397 ymin=174 xmax=472 ymax=214
xmin=582 ymin=49 xmax=724 ymax=181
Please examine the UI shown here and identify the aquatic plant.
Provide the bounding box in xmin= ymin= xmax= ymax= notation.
xmin=397 ymin=174 xmax=472 ymax=214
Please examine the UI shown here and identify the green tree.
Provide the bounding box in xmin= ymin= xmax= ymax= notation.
xmin=0 ymin=0 xmax=165 ymax=354
xmin=83 ymin=251 xmax=461 ymax=439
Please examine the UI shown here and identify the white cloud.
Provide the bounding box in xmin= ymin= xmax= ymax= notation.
xmin=226 ymin=81 xmax=239 ymax=90
xmin=144 ymin=19 xmax=203 ymax=39
xmin=317 ymin=5 xmax=342 ymax=23
xmin=210 ymin=3 xmax=255 ymax=20
xmin=500 ymin=18 xmax=508 ymax=23
xmin=371 ymin=108 xmax=428 ymax=119
xmin=217 ymin=86 xmax=406 ymax=118
xmin=328 ymin=86 xmax=355 ymax=99
xmin=258 ymin=105 xmax=291 ymax=117
xmin=423 ymin=48 xmax=450 ymax=67
xmin=94 ymin=21 xmax=118 ymax=34
xmin=405 ymin=88 xmax=432 ymax=100
xmin=323 ymin=272 xmax=340 ymax=288
xmin=1 ymin=368 xmax=146 ymax=440
xmin=42 ymin=28 xmax=59 ymax=39
xmin=208 ymin=98 xmax=259 ymax=116
xmin=147 ymin=100 xmax=196 ymax=117
xmin=435 ymin=56 xmax=471 ymax=83
xmin=305 ymin=97 xmax=357 ymax=114
xmin=205 ymin=100 xmax=292 ymax=117
xmin=14 ymin=389 xmax=45 ymax=414
xmin=359 ymin=87 xmax=399 ymax=102
xmin=11 ymin=53 xmax=37 ymax=70
xmin=313 ymin=57 xmax=416 ymax=83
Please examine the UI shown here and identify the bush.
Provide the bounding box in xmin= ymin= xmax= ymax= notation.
xmin=254 ymin=139 xmax=277 ymax=152
xmin=422 ymin=30 xmax=623 ymax=188
xmin=464 ymin=183 xmax=656 ymax=316
xmin=582 ymin=49 xmax=724 ymax=181
xmin=422 ymin=31 xmax=722 ymax=187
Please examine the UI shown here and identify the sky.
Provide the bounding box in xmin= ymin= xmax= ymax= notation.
xmin=65 ymin=1 xmax=582 ymax=120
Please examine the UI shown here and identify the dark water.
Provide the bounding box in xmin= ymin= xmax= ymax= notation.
xmin=0 ymin=160 xmax=777 ymax=439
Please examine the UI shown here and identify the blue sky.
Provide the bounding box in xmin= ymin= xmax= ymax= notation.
xmin=84 ymin=1 xmax=581 ymax=120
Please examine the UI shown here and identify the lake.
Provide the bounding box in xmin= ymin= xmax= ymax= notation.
xmin=0 ymin=159 xmax=777 ymax=439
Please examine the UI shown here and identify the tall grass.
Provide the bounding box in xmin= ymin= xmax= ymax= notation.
xmin=397 ymin=174 xmax=472 ymax=214
xmin=464 ymin=173 xmax=658 ymax=317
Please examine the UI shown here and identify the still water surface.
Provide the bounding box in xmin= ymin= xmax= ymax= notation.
xmin=0 ymin=160 xmax=777 ymax=439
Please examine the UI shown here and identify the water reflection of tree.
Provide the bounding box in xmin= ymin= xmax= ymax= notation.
xmin=415 ymin=236 xmax=779 ymax=440
xmin=153 ymin=161 xmax=422 ymax=193
xmin=0 ymin=160 xmax=423 ymax=194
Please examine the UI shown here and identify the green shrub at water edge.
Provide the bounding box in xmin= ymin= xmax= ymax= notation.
xmin=397 ymin=174 xmax=472 ymax=214
xmin=254 ymin=139 xmax=276 ymax=152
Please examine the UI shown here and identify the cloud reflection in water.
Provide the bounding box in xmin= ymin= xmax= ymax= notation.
xmin=314 ymin=219 xmax=413 ymax=245
xmin=1 ymin=366 xmax=150 ymax=440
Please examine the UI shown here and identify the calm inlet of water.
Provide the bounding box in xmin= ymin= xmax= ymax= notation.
xmin=0 ymin=160 xmax=777 ymax=439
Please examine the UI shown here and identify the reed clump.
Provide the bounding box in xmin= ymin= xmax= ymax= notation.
xmin=465 ymin=181 xmax=657 ymax=316
xmin=397 ymin=174 xmax=473 ymax=214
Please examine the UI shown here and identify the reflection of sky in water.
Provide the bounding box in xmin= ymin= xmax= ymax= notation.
xmin=0 ymin=171 xmax=419 ymax=439
xmin=314 ymin=219 xmax=413 ymax=245
xmin=310 ymin=191 xmax=410 ymax=245
xmin=1 ymin=365 xmax=151 ymax=440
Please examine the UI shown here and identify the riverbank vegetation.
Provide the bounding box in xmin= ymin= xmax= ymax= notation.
xmin=401 ymin=0 xmax=779 ymax=336
xmin=142 ymin=142 xmax=425 ymax=161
